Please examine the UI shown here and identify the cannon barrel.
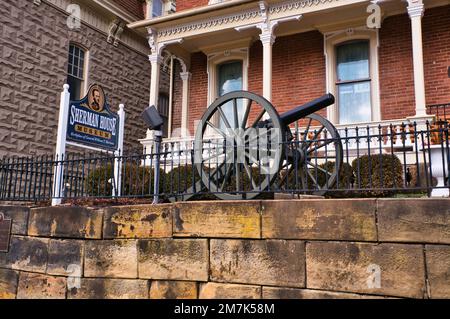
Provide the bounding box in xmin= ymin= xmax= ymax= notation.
xmin=279 ymin=93 xmax=335 ymax=126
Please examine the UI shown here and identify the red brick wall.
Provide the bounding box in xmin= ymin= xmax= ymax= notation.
xmin=187 ymin=52 xmax=208 ymax=134
xmin=379 ymin=13 xmax=415 ymax=120
xmin=271 ymin=31 xmax=326 ymax=117
xmin=248 ymin=31 xmax=326 ymax=124
xmin=423 ymin=5 xmax=450 ymax=105
xmin=177 ymin=0 xmax=209 ymax=12
xmin=175 ymin=5 xmax=450 ymax=134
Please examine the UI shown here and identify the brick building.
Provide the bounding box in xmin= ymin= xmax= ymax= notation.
xmin=0 ymin=0 xmax=158 ymax=156
xmin=1 ymin=0 xmax=450 ymax=156
xmin=126 ymin=0 xmax=450 ymax=150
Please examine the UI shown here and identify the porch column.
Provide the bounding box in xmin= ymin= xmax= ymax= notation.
xmin=180 ymin=71 xmax=191 ymax=136
xmin=407 ymin=0 xmax=427 ymax=117
xmin=259 ymin=32 xmax=275 ymax=101
xmin=149 ymin=52 xmax=162 ymax=107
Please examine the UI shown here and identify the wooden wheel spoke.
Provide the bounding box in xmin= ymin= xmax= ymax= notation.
xmin=251 ymin=108 xmax=266 ymax=128
xmin=206 ymin=121 xmax=227 ymax=138
xmin=307 ymin=161 xmax=333 ymax=176
xmin=220 ymin=164 xmax=233 ymax=191
xmin=306 ymin=170 xmax=322 ymax=190
xmin=202 ymin=149 xmax=233 ymax=163
xmin=216 ymin=106 xmax=232 ymax=129
xmin=241 ymin=99 xmax=252 ymax=129
xmin=233 ymin=98 xmax=239 ymax=129
xmin=303 ymin=126 xmax=325 ymax=150
xmin=303 ymin=118 xmax=313 ymax=140
xmin=243 ymin=162 xmax=258 ymax=189
xmin=307 ymin=139 xmax=335 ymax=154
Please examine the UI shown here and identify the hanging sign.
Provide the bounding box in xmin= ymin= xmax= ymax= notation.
xmin=66 ymin=84 xmax=119 ymax=151
xmin=0 ymin=213 xmax=12 ymax=253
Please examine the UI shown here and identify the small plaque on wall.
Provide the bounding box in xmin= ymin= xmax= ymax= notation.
xmin=0 ymin=213 xmax=12 ymax=253
xmin=448 ymin=66 xmax=450 ymax=78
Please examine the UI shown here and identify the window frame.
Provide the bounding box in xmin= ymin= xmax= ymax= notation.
xmin=324 ymin=29 xmax=381 ymax=124
xmin=206 ymin=48 xmax=249 ymax=106
xmin=67 ymin=43 xmax=89 ymax=100
xmin=335 ymin=40 xmax=372 ymax=124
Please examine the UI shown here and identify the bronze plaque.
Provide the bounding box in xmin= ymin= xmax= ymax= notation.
xmin=0 ymin=213 xmax=12 ymax=253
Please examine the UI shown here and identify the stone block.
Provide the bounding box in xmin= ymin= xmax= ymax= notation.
xmin=28 ymin=206 xmax=102 ymax=239
xmin=68 ymin=278 xmax=149 ymax=299
xmin=426 ymin=245 xmax=450 ymax=298
xmin=17 ymin=273 xmax=66 ymax=299
xmin=47 ymin=239 xmax=84 ymax=276
xmin=103 ymin=204 xmax=172 ymax=239
xmin=174 ymin=201 xmax=260 ymax=238
xmin=0 ymin=206 xmax=29 ymax=235
xmin=306 ymin=241 xmax=426 ymax=298
xmin=84 ymin=240 xmax=137 ymax=278
xmin=377 ymin=199 xmax=450 ymax=244
xmin=150 ymin=281 xmax=197 ymax=299
xmin=0 ymin=236 xmax=48 ymax=272
xmin=138 ymin=239 xmax=208 ymax=281
xmin=0 ymin=268 xmax=18 ymax=299
xmin=210 ymin=239 xmax=305 ymax=287
xmin=262 ymin=199 xmax=377 ymax=241
xmin=199 ymin=283 xmax=261 ymax=299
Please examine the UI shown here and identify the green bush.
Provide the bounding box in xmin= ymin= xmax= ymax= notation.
xmin=165 ymin=165 xmax=216 ymax=200
xmin=281 ymin=161 xmax=354 ymax=193
xmin=351 ymin=154 xmax=403 ymax=197
xmin=85 ymin=163 xmax=165 ymax=197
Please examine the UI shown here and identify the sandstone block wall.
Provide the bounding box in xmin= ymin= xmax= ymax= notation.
xmin=0 ymin=198 xmax=450 ymax=299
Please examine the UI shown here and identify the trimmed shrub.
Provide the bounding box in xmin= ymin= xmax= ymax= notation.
xmin=281 ymin=161 xmax=354 ymax=193
xmin=85 ymin=163 xmax=165 ymax=197
xmin=165 ymin=165 xmax=216 ymax=200
xmin=351 ymin=154 xmax=403 ymax=197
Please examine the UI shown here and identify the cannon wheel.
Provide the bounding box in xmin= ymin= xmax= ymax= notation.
xmin=194 ymin=91 xmax=284 ymax=200
xmin=279 ymin=113 xmax=343 ymax=195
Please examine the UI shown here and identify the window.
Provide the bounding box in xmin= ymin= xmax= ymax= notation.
xmin=67 ymin=44 xmax=86 ymax=101
xmin=335 ymin=41 xmax=371 ymax=124
xmin=217 ymin=60 xmax=243 ymax=128
xmin=152 ymin=0 xmax=163 ymax=17
xmin=158 ymin=93 xmax=170 ymax=137
xmin=324 ymin=29 xmax=381 ymax=124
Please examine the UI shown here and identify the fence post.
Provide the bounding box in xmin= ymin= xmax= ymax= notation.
xmin=113 ymin=104 xmax=125 ymax=197
xmin=152 ymin=130 xmax=163 ymax=204
xmin=52 ymin=84 xmax=70 ymax=206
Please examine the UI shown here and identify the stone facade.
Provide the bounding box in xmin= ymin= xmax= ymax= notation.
xmin=0 ymin=0 xmax=158 ymax=156
xmin=1 ymin=198 xmax=450 ymax=299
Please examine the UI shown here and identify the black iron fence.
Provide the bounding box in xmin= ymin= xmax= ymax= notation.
xmin=0 ymin=122 xmax=449 ymax=203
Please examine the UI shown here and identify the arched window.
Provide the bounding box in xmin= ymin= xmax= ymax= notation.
xmin=67 ymin=44 xmax=87 ymax=100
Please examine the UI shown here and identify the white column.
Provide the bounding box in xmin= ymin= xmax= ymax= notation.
xmin=52 ymin=84 xmax=70 ymax=206
xmin=259 ymin=32 xmax=275 ymax=102
xmin=149 ymin=53 xmax=162 ymax=107
xmin=407 ymin=0 xmax=427 ymax=117
xmin=113 ymin=104 xmax=125 ymax=197
xmin=180 ymin=71 xmax=191 ymax=136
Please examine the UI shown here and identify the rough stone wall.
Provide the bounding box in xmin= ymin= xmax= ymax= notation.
xmin=0 ymin=0 xmax=151 ymax=157
xmin=1 ymin=198 xmax=450 ymax=299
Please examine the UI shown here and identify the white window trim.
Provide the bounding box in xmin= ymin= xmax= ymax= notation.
xmin=68 ymin=43 xmax=89 ymax=99
xmin=324 ymin=28 xmax=381 ymax=124
xmin=206 ymin=47 xmax=249 ymax=106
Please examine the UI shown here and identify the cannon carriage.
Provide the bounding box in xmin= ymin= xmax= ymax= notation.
xmin=193 ymin=91 xmax=343 ymax=200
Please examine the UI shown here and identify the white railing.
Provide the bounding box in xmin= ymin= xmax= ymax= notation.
xmin=140 ymin=118 xmax=433 ymax=166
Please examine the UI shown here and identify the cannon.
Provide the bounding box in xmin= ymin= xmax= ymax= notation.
xmin=193 ymin=91 xmax=343 ymax=200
